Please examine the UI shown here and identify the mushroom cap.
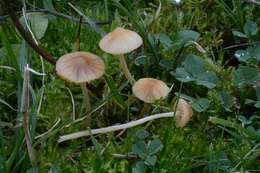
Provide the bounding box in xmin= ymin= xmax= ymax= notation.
xmin=175 ymin=98 xmax=193 ymax=127
xmin=132 ymin=78 xmax=170 ymax=103
xmin=56 ymin=51 xmax=105 ymax=83
xmin=99 ymin=27 xmax=143 ymax=55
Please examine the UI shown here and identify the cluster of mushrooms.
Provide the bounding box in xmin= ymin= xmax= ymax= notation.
xmin=56 ymin=27 xmax=193 ymax=142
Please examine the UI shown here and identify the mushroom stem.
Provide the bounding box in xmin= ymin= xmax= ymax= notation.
xmin=80 ymin=83 xmax=91 ymax=125
xmin=58 ymin=112 xmax=175 ymax=143
xmin=139 ymin=103 xmax=149 ymax=118
xmin=119 ymin=54 xmax=135 ymax=85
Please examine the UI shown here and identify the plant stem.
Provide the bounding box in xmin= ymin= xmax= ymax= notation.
xmin=119 ymin=54 xmax=135 ymax=85
xmin=80 ymin=83 xmax=91 ymax=125
xmin=139 ymin=103 xmax=149 ymax=118
xmin=21 ymin=65 xmax=37 ymax=166
xmin=58 ymin=112 xmax=175 ymax=143
xmin=74 ymin=16 xmax=83 ymax=51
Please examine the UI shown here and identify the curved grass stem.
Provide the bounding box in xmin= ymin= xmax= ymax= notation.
xmin=58 ymin=112 xmax=175 ymax=143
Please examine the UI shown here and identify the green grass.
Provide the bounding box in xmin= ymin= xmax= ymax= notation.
xmin=0 ymin=0 xmax=260 ymax=172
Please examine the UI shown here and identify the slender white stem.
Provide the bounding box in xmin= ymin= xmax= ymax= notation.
xmin=80 ymin=83 xmax=90 ymax=110
xmin=35 ymin=118 xmax=61 ymax=139
xmin=58 ymin=112 xmax=174 ymax=143
xmin=80 ymin=83 xmax=91 ymax=126
xmin=119 ymin=54 xmax=135 ymax=85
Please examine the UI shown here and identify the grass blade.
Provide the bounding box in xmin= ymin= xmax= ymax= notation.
xmin=104 ymin=75 xmax=127 ymax=109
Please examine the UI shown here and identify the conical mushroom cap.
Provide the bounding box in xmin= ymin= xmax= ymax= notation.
xmin=56 ymin=52 xmax=105 ymax=83
xmin=175 ymin=98 xmax=193 ymax=127
xmin=99 ymin=27 xmax=143 ymax=55
xmin=132 ymin=78 xmax=170 ymax=103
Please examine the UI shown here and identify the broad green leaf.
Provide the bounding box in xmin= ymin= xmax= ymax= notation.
xmin=135 ymin=130 xmax=150 ymax=140
xmin=254 ymin=101 xmax=260 ymax=108
xmin=183 ymin=55 xmax=205 ymax=76
xmin=20 ymin=12 xmax=49 ymax=39
xmin=174 ymin=30 xmax=200 ymax=47
xmin=247 ymin=126 xmax=260 ymax=136
xmin=233 ymin=66 xmax=259 ymax=87
xmin=132 ymin=161 xmax=146 ymax=173
xmin=192 ymin=98 xmax=210 ymax=112
xmin=173 ymin=67 xmax=194 ymax=82
xmin=256 ymin=88 xmax=260 ymax=101
xmin=247 ymin=45 xmax=260 ymax=61
xmin=245 ymin=98 xmax=256 ymax=104
xmin=132 ymin=141 xmax=146 ymax=158
xmin=234 ymin=50 xmax=251 ymax=63
xmin=159 ymin=59 xmax=173 ymax=71
xmin=145 ymin=155 xmax=157 ymax=166
xmin=154 ymin=33 xmax=173 ymax=50
xmin=238 ymin=115 xmax=252 ymax=125
xmin=243 ymin=20 xmax=258 ymax=36
xmin=147 ymin=139 xmax=163 ymax=155
xmin=217 ymin=91 xmax=235 ymax=111
xmin=26 ymin=167 xmax=39 ymax=173
xmin=183 ymin=54 xmax=205 ymax=76
xmin=173 ymin=55 xmax=219 ymax=88
xmin=196 ymin=71 xmax=219 ymax=89
xmin=174 ymin=93 xmax=195 ymax=102
xmin=232 ymin=30 xmax=248 ymax=38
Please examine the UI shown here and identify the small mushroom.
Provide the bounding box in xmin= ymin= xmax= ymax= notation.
xmin=132 ymin=78 xmax=170 ymax=103
xmin=99 ymin=27 xmax=143 ymax=85
xmin=56 ymin=51 xmax=105 ymax=124
xmin=175 ymin=98 xmax=193 ymax=128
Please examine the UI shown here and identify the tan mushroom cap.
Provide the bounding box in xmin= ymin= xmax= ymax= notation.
xmin=99 ymin=27 xmax=143 ymax=55
xmin=132 ymin=78 xmax=170 ymax=103
xmin=175 ymin=98 xmax=193 ymax=128
xmin=56 ymin=51 xmax=105 ymax=83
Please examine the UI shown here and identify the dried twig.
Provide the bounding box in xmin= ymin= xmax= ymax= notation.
xmin=21 ymin=64 xmax=37 ymax=166
xmin=58 ymin=112 xmax=174 ymax=143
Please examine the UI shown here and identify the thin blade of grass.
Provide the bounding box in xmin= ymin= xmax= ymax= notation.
xmin=0 ymin=98 xmax=18 ymax=111
xmin=89 ymin=129 xmax=103 ymax=172
xmin=0 ymin=127 xmax=6 ymax=172
xmin=113 ymin=0 xmax=160 ymax=63
xmin=0 ymin=25 xmax=21 ymax=77
xmin=209 ymin=117 xmax=260 ymax=141
xmin=104 ymin=75 xmax=127 ymax=109
xmin=68 ymin=2 xmax=106 ymax=37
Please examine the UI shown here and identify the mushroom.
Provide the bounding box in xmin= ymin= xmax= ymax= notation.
xmin=99 ymin=27 xmax=143 ymax=85
xmin=132 ymin=78 xmax=170 ymax=116
xmin=56 ymin=51 xmax=105 ymax=124
xmin=175 ymin=98 xmax=193 ymax=128
xmin=132 ymin=78 xmax=170 ymax=103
